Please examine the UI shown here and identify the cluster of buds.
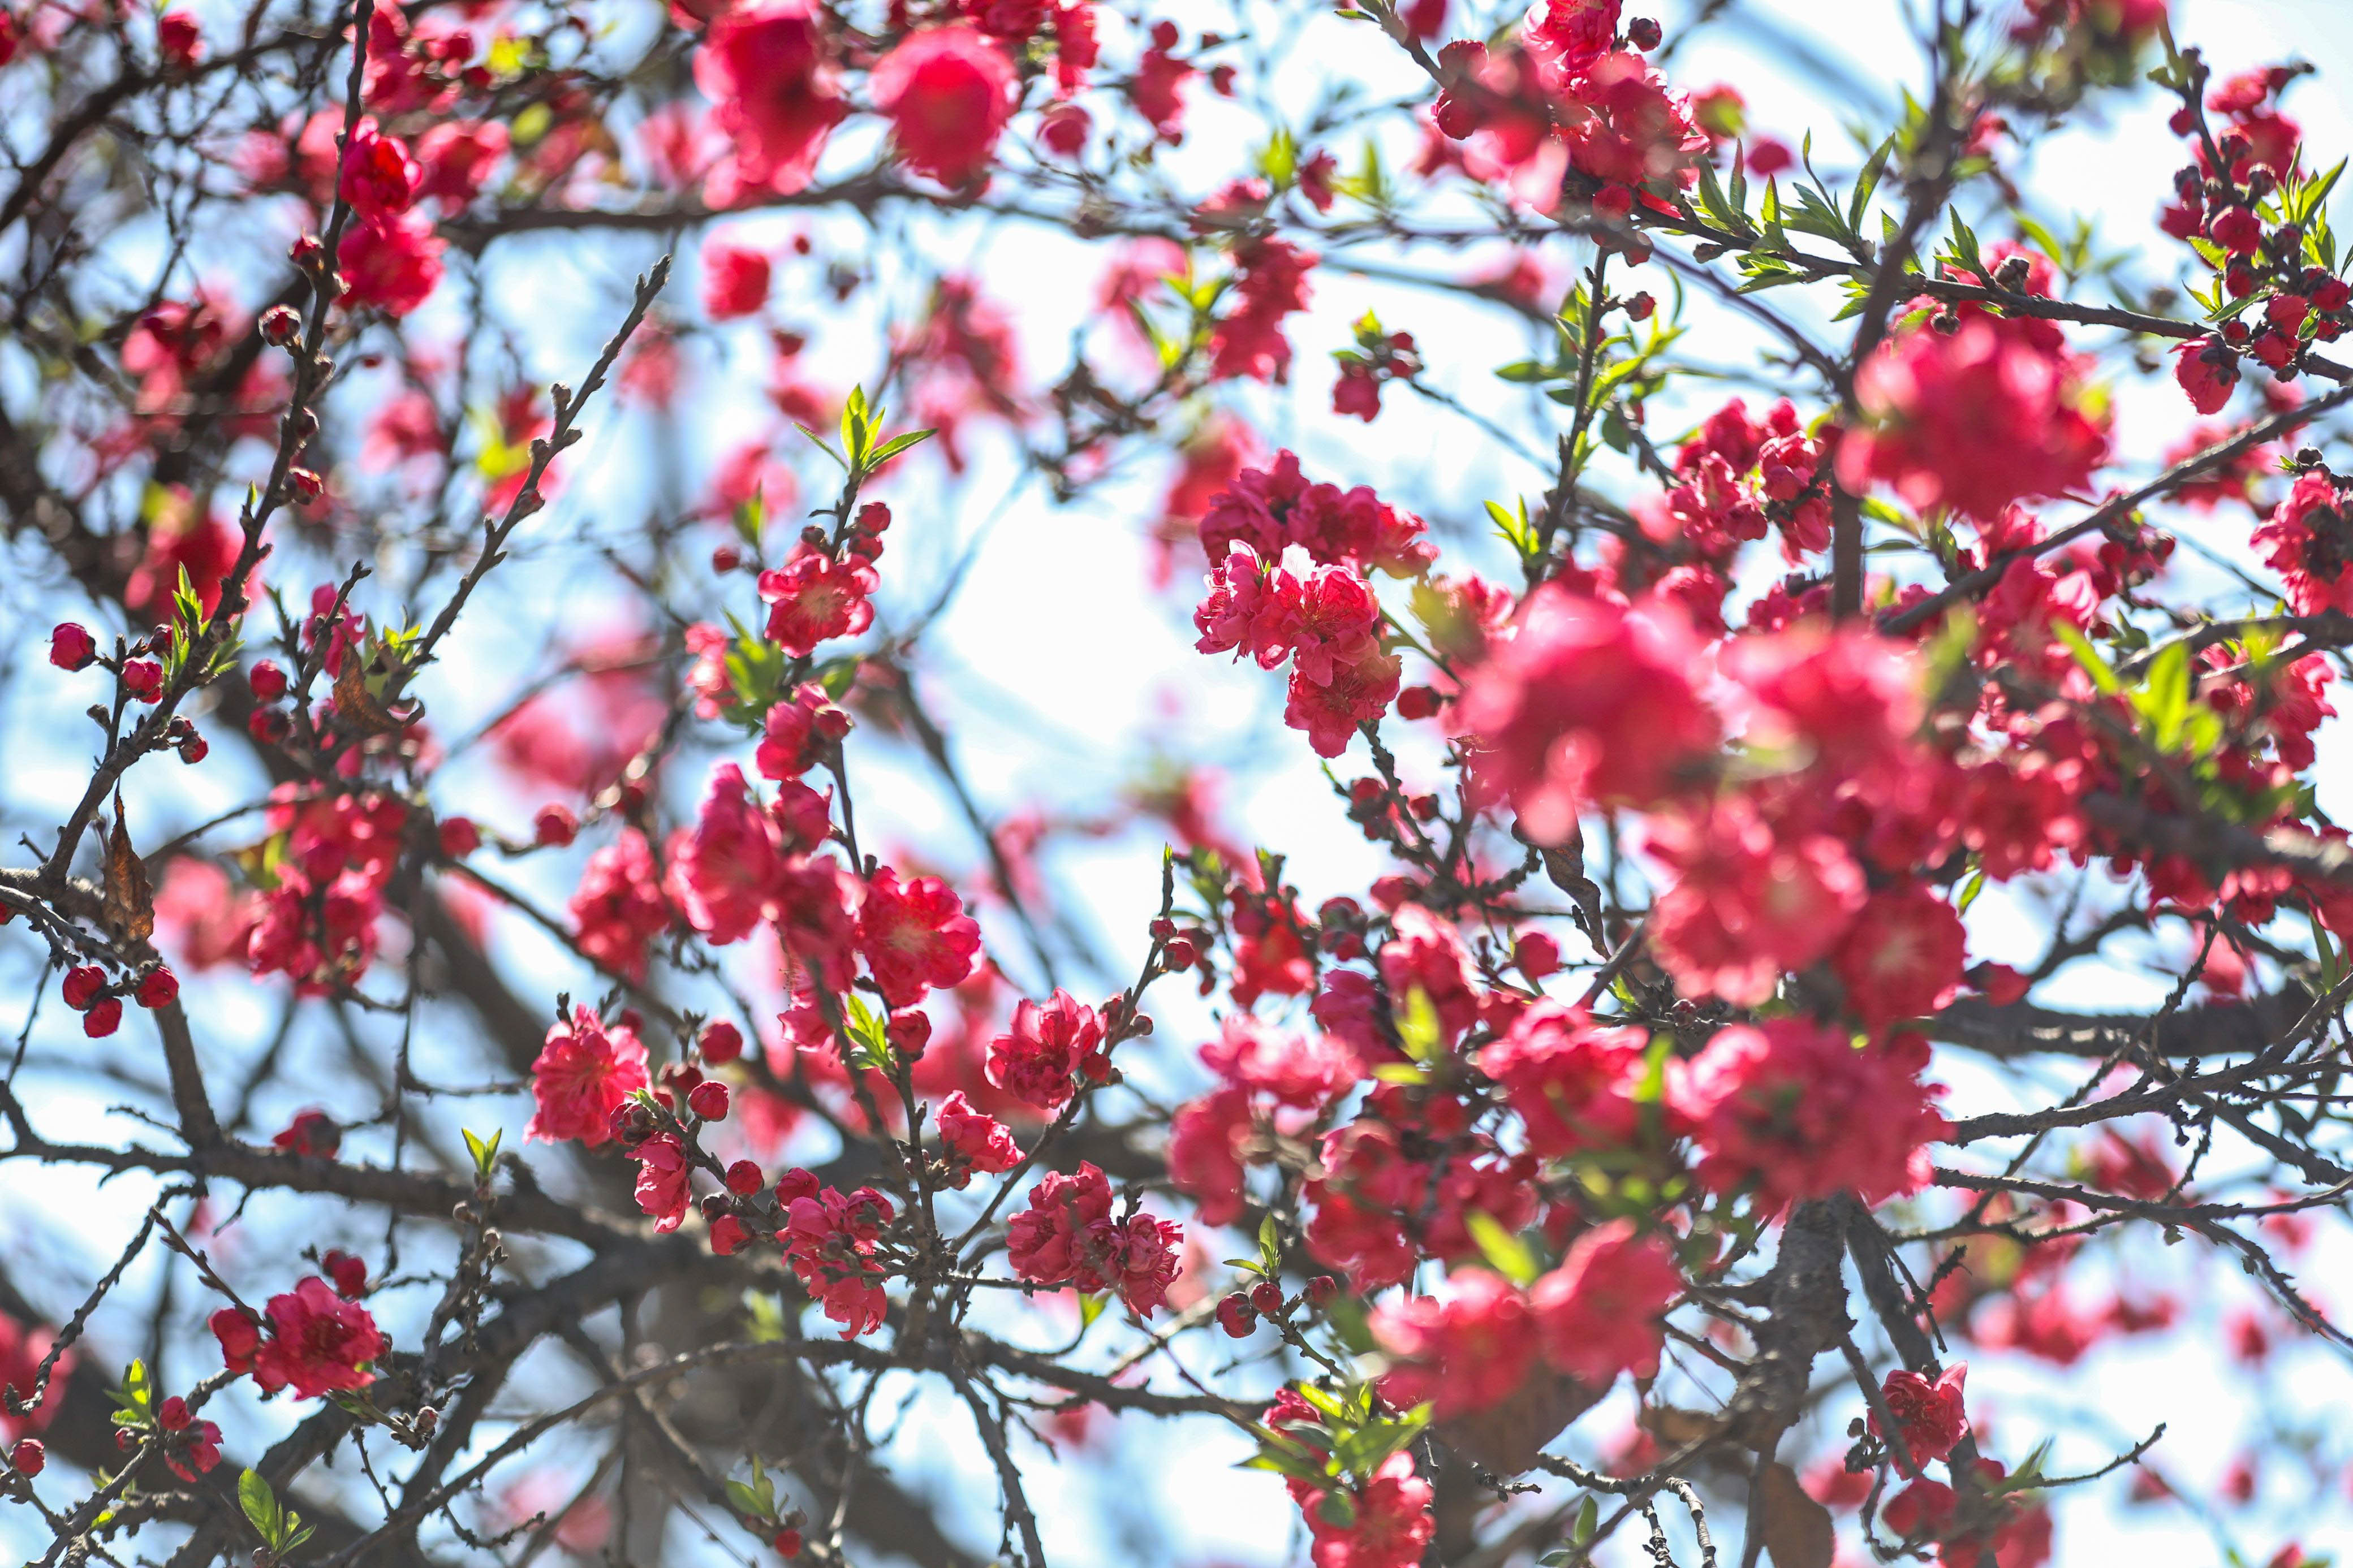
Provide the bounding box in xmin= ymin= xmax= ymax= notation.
xmin=2160 ymin=58 xmax=2346 ymax=383
xmin=1216 ymin=1275 xmax=1338 ymax=1338
xmin=52 ymin=624 xmax=208 ymax=751
xmin=60 ymin=962 xmax=180 ymax=1038
xmin=1342 ymin=774 xmax=1440 ymax=847
xmin=1331 ymin=311 xmax=1422 ymax=423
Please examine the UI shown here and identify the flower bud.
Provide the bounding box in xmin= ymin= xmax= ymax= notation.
xmin=136 ymin=967 xmax=180 ymax=1008
xmin=10 ymin=1438 xmax=43 ymax=1476
xmin=84 ymin=998 xmax=123 ymax=1037
xmin=49 ymin=623 xmax=97 ymax=671
xmin=259 ymin=305 xmax=301 ymax=345
xmin=62 ymin=965 xmax=105 ymax=1010
xmin=699 ymin=1019 xmax=744 ymax=1065
xmin=688 ymin=1080 xmax=731 ymax=1121
xmin=1249 ymin=1280 xmax=1283 ymax=1316
xmin=532 ymin=804 xmax=578 ymax=847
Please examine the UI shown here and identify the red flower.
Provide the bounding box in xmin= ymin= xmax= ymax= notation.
xmin=758 ymin=548 xmax=877 ymax=657
xmin=1528 ymin=1219 xmax=1683 ymax=1386
xmin=210 ymin=1307 xmax=260 ymax=1375
xmin=1873 ymin=1363 xmax=1969 ymax=1463
xmin=1288 ymin=1452 xmax=1433 ymax=1568
xmin=1454 ymin=584 xmax=1718 ymax=843
xmin=1644 ymin=798 xmax=1867 ymax=1008
xmin=1006 ymin=1161 xmax=1113 ymax=1283
xmin=1831 ymin=882 xmax=1968 ymax=1027
xmin=568 ymin=828 xmax=673 ymax=979
xmin=1283 ymin=642 xmax=1400 ymax=758
xmin=857 ymin=867 xmax=981 ymax=1007
xmin=666 ymin=763 xmax=787 ymax=944
xmin=250 ymin=1278 xmax=387 ymax=1399
xmin=273 ymin=1108 xmax=341 ymax=1159
xmin=527 ymin=1005 xmax=651 ymax=1145
xmin=339 ymin=210 xmax=445 ymax=317
xmin=49 ymin=623 xmax=96 ymax=670
xmin=779 ymin=1177 xmax=895 ymax=1336
xmin=1372 ymin=1269 xmax=1536 ymax=1418
xmin=694 ymin=0 xmax=846 ymax=202
xmin=2253 ymin=467 xmax=2353 ymax=615
xmin=338 ymin=124 xmax=419 ymax=229
xmin=1480 ymin=1001 xmax=1647 ymax=1157
xmin=986 ymin=989 xmax=1104 ymax=1109
xmin=0 ymin=1316 xmax=68 ymax=1440
xmin=937 ymin=1090 xmax=1020 ymax=1177
xmin=1670 ymin=1021 xmax=1949 ymax=1210
xmin=1839 ymin=316 xmax=2106 ymax=520
xmin=703 ymin=241 xmax=772 ymax=319
xmin=756 ymin=682 xmax=851 ymax=781
xmin=2173 ymin=338 xmax=2241 ymax=417
xmin=631 ymin=1135 xmax=693 ymax=1232
xmin=871 ymin=27 xmax=1017 ymax=188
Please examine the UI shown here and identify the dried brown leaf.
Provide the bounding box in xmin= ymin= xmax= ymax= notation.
xmin=1756 ymin=1461 xmax=1834 ymax=1568
xmin=101 ymin=794 xmax=154 ymax=944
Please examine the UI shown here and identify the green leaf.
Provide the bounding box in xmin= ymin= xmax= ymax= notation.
xmin=1955 ymin=866 xmax=1987 ymax=914
xmin=1078 ymin=1290 xmax=1110 ymax=1329
xmin=1574 ymin=1493 xmax=1600 ymax=1544
xmin=1466 ymin=1210 xmax=1540 ymax=1285
xmin=1850 ymin=135 xmax=1895 ymax=231
xmin=239 ymin=1468 xmax=283 ymax=1548
xmin=867 ymin=429 xmax=936 ymax=467
xmin=462 ymin=1127 xmax=501 ymax=1182
xmin=841 ymin=992 xmax=894 ymax=1073
xmin=1258 ymin=1212 xmax=1282 ymax=1277
xmin=1395 ymin=987 xmax=1441 ymax=1064
xmin=2050 ymin=620 xmax=2122 ymax=694
xmin=725 ymin=1478 xmax=769 ymax=1521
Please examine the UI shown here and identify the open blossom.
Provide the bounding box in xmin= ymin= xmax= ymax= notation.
xmin=857 ymin=867 xmax=981 ymax=1007
xmin=528 ymin=1005 xmax=651 ymax=1145
xmin=338 ymin=124 xmax=419 ymax=228
xmin=1527 ymin=1220 xmax=1683 ymax=1386
xmin=986 ymin=988 xmax=1104 ymax=1108
xmin=1200 ymin=1013 xmax=1358 ymax=1107
xmin=1479 ymin=1001 xmax=1648 ymax=1157
xmin=702 ymin=241 xmax=772 ymax=318
xmin=1831 ymin=882 xmax=1968 ymax=1027
xmin=1006 ymin=1162 xmax=1113 ymax=1282
xmin=631 ymin=1135 xmax=693 ymax=1232
xmin=0 ymin=1316 xmax=68 ymax=1440
xmin=1169 ymin=1086 xmax=1254 ymax=1225
xmin=665 ymin=763 xmax=786 ymax=944
xmin=759 ymin=548 xmax=877 ymax=657
xmin=2252 ymin=466 xmax=2353 ymax=615
xmin=779 ymin=1173 xmax=895 ymax=1336
xmin=871 ymin=26 xmax=1016 ymax=187
xmin=235 ymin=1278 xmax=387 ymax=1399
xmin=1284 ymin=642 xmax=1401 ymax=758
xmin=1670 ymin=1020 xmax=1949 ymax=1210
xmin=1644 ymin=797 xmax=1867 ymax=1007
xmin=1005 ymin=1162 xmax=1179 ymax=1314
xmin=1839 ymin=316 xmax=2106 ymax=520
xmin=339 ymin=210 xmax=444 ymax=317
xmin=1873 ymin=1363 xmax=1970 ymax=1463
xmin=1199 ymin=452 xmax=1434 ymax=577
xmin=1288 ymin=1452 xmax=1434 ymax=1568
xmin=1372 ymin=1269 xmax=1536 ymax=1418
xmin=756 ymin=681 xmax=850 ymax=780
xmin=568 ymin=829 xmax=673 ymax=978
xmin=937 ymin=1090 xmax=1020 ymax=1177
xmin=1453 ymin=584 xmax=1718 ymax=844
xmin=693 ymin=0 xmax=845 ymax=202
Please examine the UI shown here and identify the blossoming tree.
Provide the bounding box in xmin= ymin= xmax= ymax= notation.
xmin=2 ymin=0 xmax=2351 ymax=1564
